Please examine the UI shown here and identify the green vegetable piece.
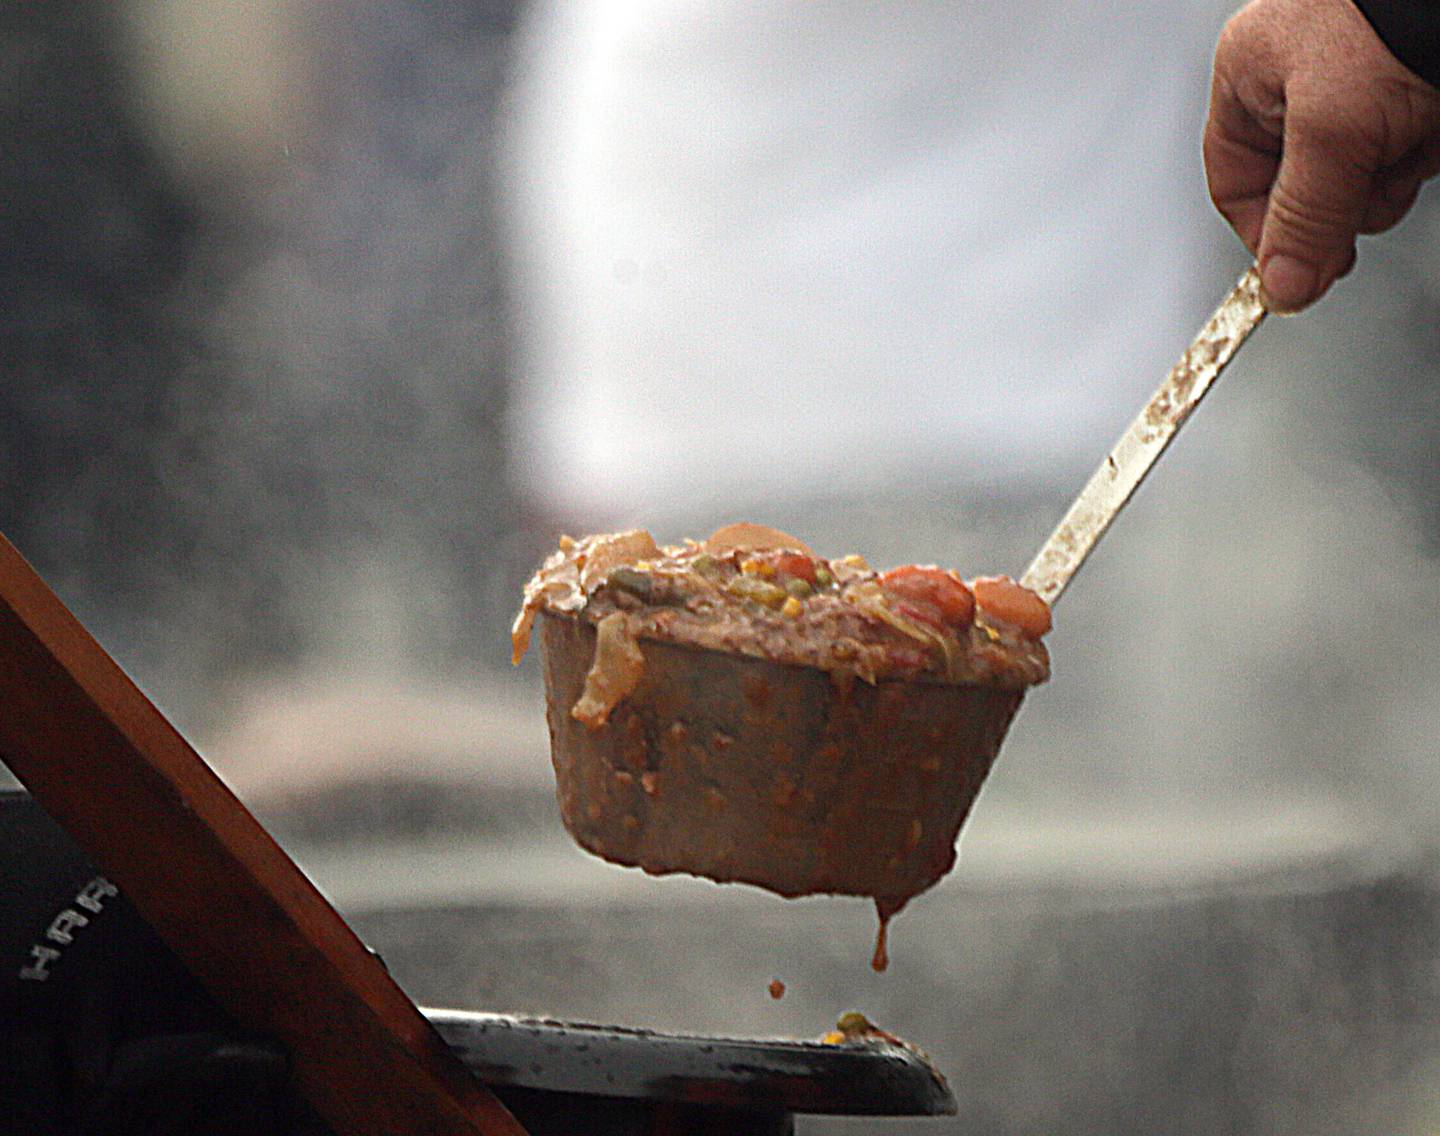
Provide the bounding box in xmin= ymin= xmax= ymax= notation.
xmin=836 ymin=1012 xmax=872 ymax=1035
xmin=785 ymin=577 xmax=812 ymax=598
xmin=692 ymin=553 xmax=719 ymax=577
xmin=726 ymin=575 xmax=787 ymax=609
xmin=608 ymin=567 xmax=654 ymax=602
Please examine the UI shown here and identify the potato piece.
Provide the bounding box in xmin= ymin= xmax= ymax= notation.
xmin=571 ymin=611 xmax=647 ymax=728
xmin=704 ymin=522 xmax=813 ymax=555
xmin=577 ymin=529 xmax=661 ymax=592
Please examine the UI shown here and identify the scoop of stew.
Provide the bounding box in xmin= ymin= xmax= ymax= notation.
xmin=513 ymin=523 xmax=1051 ymax=968
xmin=513 ymin=524 xmax=1049 ymax=726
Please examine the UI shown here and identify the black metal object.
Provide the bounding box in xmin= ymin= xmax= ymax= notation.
xmin=428 ymin=1009 xmax=954 ymax=1117
xmin=0 ymin=787 xmax=323 ymax=1135
xmin=0 ymin=789 xmax=954 ymax=1134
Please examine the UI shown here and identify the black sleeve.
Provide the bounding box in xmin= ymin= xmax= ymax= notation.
xmin=1352 ymin=0 xmax=1440 ymax=89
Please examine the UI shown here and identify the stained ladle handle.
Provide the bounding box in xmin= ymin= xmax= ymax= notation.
xmin=1020 ymin=265 xmax=1266 ymax=605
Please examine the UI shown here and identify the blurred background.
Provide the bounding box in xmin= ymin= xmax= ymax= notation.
xmin=4 ymin=1 xmax=1439 ymax=1132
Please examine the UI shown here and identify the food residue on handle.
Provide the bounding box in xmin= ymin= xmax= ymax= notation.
xmin=768 ymin=978 xmax=786 ymax=1000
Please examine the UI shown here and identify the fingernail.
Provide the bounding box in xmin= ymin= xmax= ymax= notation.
xmin=1259 ymin=255 xmax=1319 ymax=314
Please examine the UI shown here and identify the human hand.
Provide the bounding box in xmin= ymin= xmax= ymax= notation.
xmin=1205 ymin=0 xmax=1440 ymax=312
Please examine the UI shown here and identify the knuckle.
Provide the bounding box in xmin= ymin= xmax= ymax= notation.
xmin=1216 ymin=4 xmax=1269 ymax=57
xmin=1213 ymin=12 xmax=1282 ymax=102
xmin=1264 ymin=181 xmax=1360 ymax=247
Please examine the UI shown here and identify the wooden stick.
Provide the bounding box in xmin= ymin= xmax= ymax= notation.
xmin=0 ymin=534 xmax=526 ymax=1136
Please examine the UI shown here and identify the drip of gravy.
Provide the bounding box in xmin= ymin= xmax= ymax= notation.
xmin=871 ymin=896 xmax=905 ymax=973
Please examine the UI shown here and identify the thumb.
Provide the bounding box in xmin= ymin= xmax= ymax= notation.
xmin=1257 ymin=99 xmax=1378 ymax=313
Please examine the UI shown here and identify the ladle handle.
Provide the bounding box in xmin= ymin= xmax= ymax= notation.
xmin=1020 ymin=265 xmax=1266 ymax=605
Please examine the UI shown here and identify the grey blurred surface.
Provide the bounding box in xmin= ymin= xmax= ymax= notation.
xmin=329 ymin=827 xmax=1440 ymax=1135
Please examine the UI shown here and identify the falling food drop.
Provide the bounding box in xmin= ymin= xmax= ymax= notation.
xmin=871 ymin=896 xmax=905 ymax=973
xmin=871 ymin=918 xmax=889 ymax=973
xmin=768 ymin=978 xmax=786 ymax=1000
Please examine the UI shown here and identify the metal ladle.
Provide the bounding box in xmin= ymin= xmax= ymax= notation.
xmin=536 ymin=265 xmax=1268 ymax=939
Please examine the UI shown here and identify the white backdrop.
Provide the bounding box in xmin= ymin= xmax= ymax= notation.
xmin=502 ymin=0 xmax=1239 ymax=520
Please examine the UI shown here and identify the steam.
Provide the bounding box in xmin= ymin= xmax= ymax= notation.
xmin=71 ymin=0 xmax=536 ymax=731
xmin=7 ymin=5 xmax=1439 ymax=1131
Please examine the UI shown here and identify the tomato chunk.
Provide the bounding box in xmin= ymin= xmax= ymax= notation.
xmin=971 ymin=575 xmax=1052 ymax=638
xmin=878 ymin=566 xmax=975 ymax=629
xmin=771 ymin=552 xmax=819 ymax=585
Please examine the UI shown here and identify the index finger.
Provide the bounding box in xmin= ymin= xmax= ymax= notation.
xmin=1204 ymin=70 xmax=1283 ymax=255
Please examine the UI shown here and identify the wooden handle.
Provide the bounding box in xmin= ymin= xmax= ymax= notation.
xmin=0 ymin=535 xmax=526 ymax=1136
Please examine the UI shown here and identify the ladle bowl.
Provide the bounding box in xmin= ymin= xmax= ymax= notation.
xmin=540 ymin=611 xmax=1023 ymax=908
